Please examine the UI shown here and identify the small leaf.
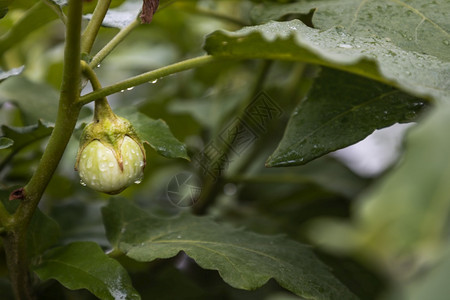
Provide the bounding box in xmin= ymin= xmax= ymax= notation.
xmin=33 ymin=241 xmax=140 ymax=300
xmin=266 ymin=68 xmax=427 ymax=167
xmin=1 ymin=120 xmax=54 ymax=153
xmin=102 ymin=198 xmax=357 ymax=300
xmin=117 ymin=108 xmax=189 ymax=161
xmin=0 ymin=137 xmax=13 ymax=149
xmin=204 ymin=20 xmax=450 ymax=102
xmin=0 ymin=66 xmax=24 ymax=83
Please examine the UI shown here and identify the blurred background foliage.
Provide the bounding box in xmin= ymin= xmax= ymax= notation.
xmin=1 ymin=0 xmax=449 ymax=299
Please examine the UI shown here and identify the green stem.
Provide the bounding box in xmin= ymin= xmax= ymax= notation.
xmin=2 ymin=0 xmax=83 ymax=298
xmin=81 ymin=60 xmax=115 ymax=121
xmin=89 ymin=18 xmax=140 ymax=69
xmin=80 ymin=55 xmax=219 ymax=105
xmin=88 ymin=0 xmax=177 ymax=69
xmin=81 ymin=0 xmax=112 ymax=55
xmin=82 ymin=60 xmax=104 ymax=91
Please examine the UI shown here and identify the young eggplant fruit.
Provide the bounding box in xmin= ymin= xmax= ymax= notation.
xmin=75 ymin=113 xmax=146 ymax=194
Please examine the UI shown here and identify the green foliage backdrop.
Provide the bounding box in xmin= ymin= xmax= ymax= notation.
xmin=0 ymin=0 xmax=449 ymax=299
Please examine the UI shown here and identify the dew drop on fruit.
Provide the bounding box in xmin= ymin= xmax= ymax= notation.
xmin=80 ymin=179 xmax=87 ymax=186
xmin=134 ymin=178 xmax=142 ymax=184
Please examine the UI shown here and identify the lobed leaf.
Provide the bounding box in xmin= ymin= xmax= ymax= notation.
xmin=102 ymin=198 xmax=357 ymax=300
xmin=266 ymin=68 xmax=427 ymax=167
xmin=312 ymin=0 xmax=450 ymax=62
xmin=251 ymin=0 xmax=450 ymax=62
xmin=33 ymin=242 xmax=140 ymax=300
xmin=204 ymin=20 xmax=450 ymax=102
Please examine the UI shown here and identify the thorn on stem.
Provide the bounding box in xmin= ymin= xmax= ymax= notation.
xmin=9 ymin=188 xmax=25 ymax=201
xmin=141 ymin=0 xmax=160 ymax=24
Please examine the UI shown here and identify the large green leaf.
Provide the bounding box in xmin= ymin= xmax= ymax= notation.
xmin=1 ymin=120 xmax=53 ymax=153
xmin=33 ymin=241 xmax=140 ymax=300
xmin=312 ymin=0 xmax=450 ymax=62
xmin=266 ymin=68 xmax=426 ymax=167
xmin=117 ymin=108 xmax=189 ymax=161
xmin=204 ymin=20 xmax=450 ymax=102
xmin=0 ymin=76 xmax=58 ymax=123
xmin=102 ymin=198 xmax=357 ymax=300
xmin=309 ymin=101 xmax=450 ymax=268
xmin=251 ymin=0 xmax=450 ymax=63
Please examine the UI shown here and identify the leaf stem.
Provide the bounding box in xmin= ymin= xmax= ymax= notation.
xmin=89 ymin=18 xmax=140 ymax=69
xmin=88 ymin=0 xmax=179 ymax=69
xmin=81 ymin=0 xmax=112 ymax=55
xmin=81 ymin=60 xmax=115 ymax=121
xmin=79 ymin=55 xmax=219 ymax=105
xmin=1 ymin=0 xmax=83 ymax=298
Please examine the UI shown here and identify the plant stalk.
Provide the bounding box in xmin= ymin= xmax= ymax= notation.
xmin=89 ymin=18 xmax=140 ymax=69
xmin=81 ymin=0 xmax=112 ymax=55
xmin=81 ymin=61 xmax=115 ymax=121
xmin=2 ymin=0 xmax=83 ymax=298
